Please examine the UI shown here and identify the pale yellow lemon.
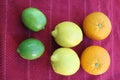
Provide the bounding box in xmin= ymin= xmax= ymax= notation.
xmin=51 ymin=48 xmax=80 ymax=76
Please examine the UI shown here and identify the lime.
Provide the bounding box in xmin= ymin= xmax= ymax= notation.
xmin=22 ymin=7 xmax=47 ymax=32
xmin=51 ymin=48 xmax=80 ymax=76
xmin=17 ymin=38 xmax=45 ymax=60
xmin=51 ymin=21 xmax=83 ymax=47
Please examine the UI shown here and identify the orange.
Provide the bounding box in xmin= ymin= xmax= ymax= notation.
xmin=83 ymin=12 xmax=112 ymax=40
xmin=81 ymin=46 xmax=110 ymax=75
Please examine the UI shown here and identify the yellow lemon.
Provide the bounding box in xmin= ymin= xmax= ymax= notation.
xmin=51 ymin=48 xmax=80 ymax=76
xmin=51 ymin=21 xmax=83 ymax=47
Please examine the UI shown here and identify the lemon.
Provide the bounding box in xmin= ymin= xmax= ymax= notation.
xmin=51 ymin=48 xmax=80 ymax=76
xmin=51 ymin=21 xmax=83 ymax=47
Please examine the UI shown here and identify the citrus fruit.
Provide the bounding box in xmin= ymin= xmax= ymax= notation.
xmin=51 ymin=48 xmax=80 ymax=76
xmin=81 ymin=46 xmax=110 ymax=75
xmin=83 ymin=12 xmax=112 ymax=40
xmin=22 ymin=7 xmax=47 ymax=32
xmin=51 ymin=21 xmax=83 ymax=47
xmin=17 ymin=38 xmax=45 ymax=60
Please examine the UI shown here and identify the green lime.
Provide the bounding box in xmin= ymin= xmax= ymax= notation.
xmin=22 ymin=7 xmax=47 ymax=32
xmin=17 ymin=38 xmax=45 ymax=60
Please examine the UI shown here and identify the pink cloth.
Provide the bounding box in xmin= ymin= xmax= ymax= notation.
xmin=0 ymin=0 xmax=120 ymax=80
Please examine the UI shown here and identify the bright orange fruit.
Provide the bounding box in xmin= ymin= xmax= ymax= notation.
xmin=81 ymin=46 xmax=110 ymax=75
xmin=83 ymin=12 xmax=112 ymax=40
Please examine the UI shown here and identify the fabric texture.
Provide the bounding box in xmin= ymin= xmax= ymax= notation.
xmin=0 ymin=0 xmax=120 ymax=80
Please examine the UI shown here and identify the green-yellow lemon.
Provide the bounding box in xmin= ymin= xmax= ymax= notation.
xmin=51 ymin=21 xmax=83 ymax=47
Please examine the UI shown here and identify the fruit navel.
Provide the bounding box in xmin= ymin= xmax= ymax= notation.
xmin=95 ymin=63 xmax=99 ymax=67
xmin=98 ymin=23 xmax=102 ymax=28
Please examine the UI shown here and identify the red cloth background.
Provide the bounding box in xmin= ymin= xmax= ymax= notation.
xmin=0 ymin=0 xmax=120 ymax=80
